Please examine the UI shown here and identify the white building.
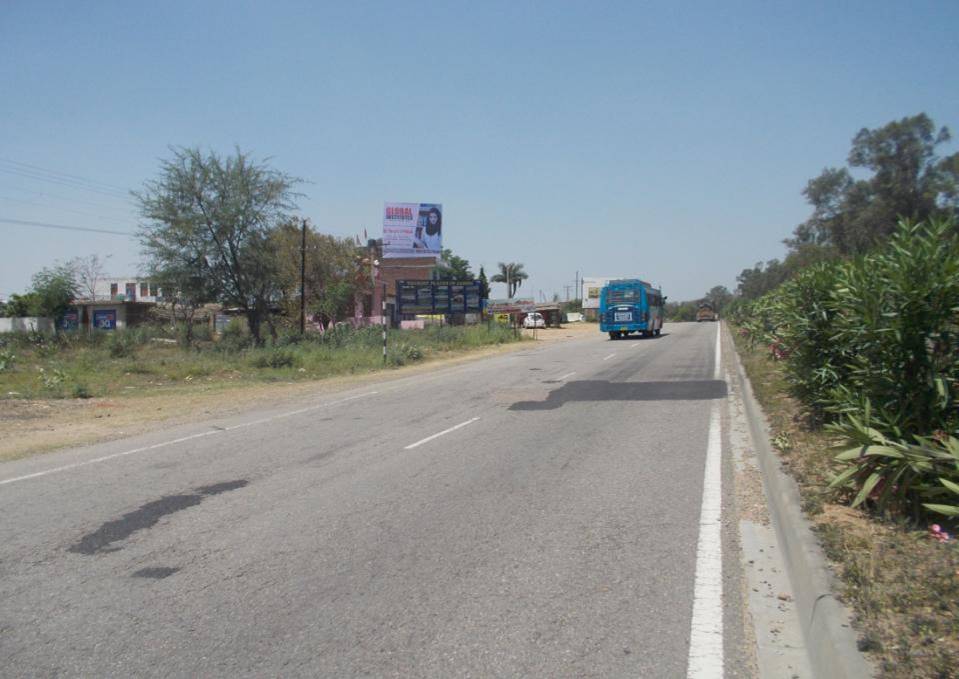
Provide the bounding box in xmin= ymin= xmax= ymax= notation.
xmin=84 ymin=277 xmax=164 ymax=303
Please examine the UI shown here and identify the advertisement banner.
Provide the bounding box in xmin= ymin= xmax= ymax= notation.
xmin=487 ymin=298 xmax=536 ymax=313
xmin=383 ymin=202 xmax=442 ymax=259
xmin=396 ymin=280 xmax=483 ymax=314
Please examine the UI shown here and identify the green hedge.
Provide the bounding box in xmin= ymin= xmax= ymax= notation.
xmin=731 ymin=219 xmax=959 ymax=518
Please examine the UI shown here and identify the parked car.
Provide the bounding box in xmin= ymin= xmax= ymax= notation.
xmin=523 ymin=312 xmax=546 ymax=329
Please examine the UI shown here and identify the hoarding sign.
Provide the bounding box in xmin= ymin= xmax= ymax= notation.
xmin=487 ymin=298 xmax=536 ymax=313
xmin=383 ymin=202 xmax=442 ymax=259
xmin=93 ymin=309 xmax=117 ymax=330
xmin=396 ymin=280 xmax=482 ymax=314
xmin=582 ymin=277 xmax=623 ymax=309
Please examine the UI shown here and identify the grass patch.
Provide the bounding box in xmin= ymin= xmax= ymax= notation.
xmin=0 ymin=323 xmax=524 ymax=401
xmin=732 ymin=325 xmax=959 ymax=678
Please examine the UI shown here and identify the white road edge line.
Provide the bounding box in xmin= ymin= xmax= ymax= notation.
xmin=714 ymin=323 xmax=722 ymax=379
xmin=557 ymin=371 xmax=576 ymax=381
xmin=404 ymin=417 xmax=480 ymax=450
xmin=687 ymin=324 xmax=724 ymax=678
xmin=602 ymin=353 xmax=616 ymax=361
xmin=0 ymin=391 xmax=379 ymax=487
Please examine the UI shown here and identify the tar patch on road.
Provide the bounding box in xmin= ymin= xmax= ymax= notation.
xmin=68 ymin=479 xmax=249 ymax=555
xmin=509 ymin=380 xmax=727 ymax=411
xmin=132 ymin=566 xmax=179 ymax=579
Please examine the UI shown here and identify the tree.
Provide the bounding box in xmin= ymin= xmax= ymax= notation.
xmin=70 ymin=254 xmax=110 ymax=301
xmin=490 ymin=262 xmax=528 ymax=298
xmin=147 ymin=259 xmax=216 ymax=345
xmin=136 ymin=147 xmax=300 ymax=345
xmin=477 ymin=266 xmax=489 ymax=300
xmin=433 ymin=248 xmax=474 ymax=280
xmin=270 ymin=221 xmax=362 ymax=327
xmin=789 ymin=114 xmax=959 ymax=254
xmin=703 ymin=285 xmax=733 ymax=313
xmin=30 ymin=263 xmax=78 ymax=331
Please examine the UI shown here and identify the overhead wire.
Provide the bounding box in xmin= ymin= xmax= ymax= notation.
xmin=0 ymin=194 xmax=135 ymax=229
xmin=0 ymin=157 xmax=134 ymax=195
xmin=0 ymin=217 xmax=136 ymax=237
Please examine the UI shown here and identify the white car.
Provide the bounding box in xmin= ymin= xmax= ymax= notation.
xmin=523 ymin=312 xmax=546 ymax=329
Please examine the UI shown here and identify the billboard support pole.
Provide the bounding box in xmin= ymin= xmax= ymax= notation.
xmin=382 ymin=283 xmax=387 ymax=363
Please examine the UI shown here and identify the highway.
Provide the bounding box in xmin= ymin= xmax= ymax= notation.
xmin=0 ymin=322 xmax=755 ymax=677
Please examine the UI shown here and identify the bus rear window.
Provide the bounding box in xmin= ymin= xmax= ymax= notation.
xmin=606 ymin=289 xmax=640 ymax=304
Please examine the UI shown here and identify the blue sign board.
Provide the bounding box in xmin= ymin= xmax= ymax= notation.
xmin=93 ymin=309 xmax=117 ymax=330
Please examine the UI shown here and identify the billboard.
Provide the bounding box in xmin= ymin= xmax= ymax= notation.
xmin=383 ymin=202 xmax=442 ymax=259
xmin=396 ymin=280 xmax=483 ymax=314
xmin=487 ymin=298 xmax=536 ymax=313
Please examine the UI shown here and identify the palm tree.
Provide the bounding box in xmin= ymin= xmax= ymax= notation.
xmin=490 ymin=262 xmax=528 ymax=298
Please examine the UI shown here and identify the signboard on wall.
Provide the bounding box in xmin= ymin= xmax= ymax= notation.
xmin=93 ymin=309 xmax=117 ymax=330
xmin=396 ymin=280 xmax=482 ymax=314
xmin=383 ymin=203 xmax=442 ymax=258
xmin=60 ymin=310 xmax=79 ymax=331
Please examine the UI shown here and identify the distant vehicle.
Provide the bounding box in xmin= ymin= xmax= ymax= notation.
xmin=600 ymin=279 xmax=665 ymax=339
xmin=696 ymin=303 xmax=718 ymax=322
xmin=523 ymin=312 xmax=546 ymax=329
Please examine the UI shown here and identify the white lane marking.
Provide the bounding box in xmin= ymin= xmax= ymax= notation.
xmin=714 ymin=323 xmax=722 ymax=379
xmin=630 ymin=341 xmax=641 ymax=348
xmin=602 ymin=353 xmax=616 ymax=361
xmin=686 ymin=401 xmax=724 ymax=678
xmin=557 ymin=371 xmax=576 ymax=381
xmin=403 ymin=417 xmax=480 ymax=450
xmin=0 ymin=392 xmax=379 ymax=487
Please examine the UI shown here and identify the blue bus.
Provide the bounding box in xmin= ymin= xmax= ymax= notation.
xmin=599 ymin=279 xmax=666 ymax=340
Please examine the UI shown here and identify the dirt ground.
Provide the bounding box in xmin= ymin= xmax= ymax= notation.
xmin=0 ymin=324 xmax=596 ymax=463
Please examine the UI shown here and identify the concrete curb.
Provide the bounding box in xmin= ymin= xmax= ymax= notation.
xmin=725 ymin=323 xmax=874 ymax=679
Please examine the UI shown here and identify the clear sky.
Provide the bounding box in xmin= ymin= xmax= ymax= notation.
xmin=2 ymin=1 xmax=957 ymax=302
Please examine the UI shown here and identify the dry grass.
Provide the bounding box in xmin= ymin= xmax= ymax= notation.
xmin=733 ymin=328 xmax=959 ymax=679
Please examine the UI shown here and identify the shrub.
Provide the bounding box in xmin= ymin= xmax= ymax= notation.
xmin=71 ymin=382 xmax=93 ymax=399
xmin=249 ymin=348 xmax=297 ymax=369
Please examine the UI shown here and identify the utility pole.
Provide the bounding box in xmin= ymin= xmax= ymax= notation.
xmin=575 ymin=270 xmax=579 ymax=301
xmin=300 ymin=218 xmax=307 ymax=334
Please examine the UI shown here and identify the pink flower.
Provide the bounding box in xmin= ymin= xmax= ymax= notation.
xmin=929 ymin=524 xmax=951 ymax=543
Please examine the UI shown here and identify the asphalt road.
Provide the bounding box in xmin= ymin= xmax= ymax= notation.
xmin=0 ymin=322 xmax=752 ymax=678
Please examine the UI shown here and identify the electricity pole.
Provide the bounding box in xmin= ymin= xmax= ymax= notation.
xmin=300 ymin=218 xmax=307 ymax=334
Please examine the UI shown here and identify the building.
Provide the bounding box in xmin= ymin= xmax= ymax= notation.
xmin=83 ymin=277 xmax=164 ymax=303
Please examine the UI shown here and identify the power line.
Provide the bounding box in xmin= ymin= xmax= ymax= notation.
xmin=0 ymin=157 xmax=133 ymax=194
xmin=0 ymin=167 xmax=133 ymax=202
xmin=0 ymin=217 xmax=135 ymax=237
xmin=0 ymin=184 xmax=138 ymax=214
xmin=0 ymin=194 xmax=135 ymax=228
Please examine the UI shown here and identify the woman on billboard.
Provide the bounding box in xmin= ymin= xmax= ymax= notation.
xmin=413 ymin=205 xmax=442 ymax=253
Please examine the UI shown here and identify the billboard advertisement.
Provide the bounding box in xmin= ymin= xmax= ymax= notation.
xmin=582 ymin=277 xmax=621 ymax=309
xmin=383 ymin=202 xmax=442 ymax=259
xmin=396 ymin=280 xmax=483 ymax=314
xmin=487 ymin=298 xmax=536 ymax=313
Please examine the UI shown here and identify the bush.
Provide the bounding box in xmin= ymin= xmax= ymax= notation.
xmin=107 ymin=330 xmax=143 ymax=358
xmin=249 ymin=348 xmax=297 ymax=369
xmin=732 ymin=219 xmax=959 ymax=518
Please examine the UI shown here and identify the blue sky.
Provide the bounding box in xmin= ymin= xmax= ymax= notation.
xmin=1 ymin=1 xmax=957 ymax=302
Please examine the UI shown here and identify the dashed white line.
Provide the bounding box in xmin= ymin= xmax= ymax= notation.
xmin=557 ymin=371 xmax=576 ymax=381
xmin=0 ymin=391 xmax=380 ymax=487
xmin=714 ymin=323 xmax=722 ymax=379
xmin=602 ymin=353 xmax=616 ymax=361
xmin=404 ymin=417 xmax=480 ymax=450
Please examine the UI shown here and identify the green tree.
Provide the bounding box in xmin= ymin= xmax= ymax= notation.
xmin=790 ymin=113 xmax=959 ymax=254
xmin=703 ymin=285 xmax=733 ymax=313
xmin=31 ymin=263 xmax=78 ymax=331
xmin=136 ymin=147 xmax=301 ymax=345
xmin=271 ymin=221 xmax=361 ymax=326
xmin=433 ymin=248 xmax=474 ymax=280
xmin=477 ymin=266 xmax=489 ymax=300
xmin=490 ymin=262 xmax=528 ymax=298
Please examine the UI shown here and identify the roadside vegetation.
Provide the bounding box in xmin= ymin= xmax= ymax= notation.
xmin=723 ymin=113 xmax=959 ymax=677
xmin=729 ymin=218 xmax=959 ymax=677
xmin=0 ymin=322 xmax=522 ymax=401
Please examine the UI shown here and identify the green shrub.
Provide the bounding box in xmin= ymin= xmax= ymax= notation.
xmin=107 ymin=331 xmax=140 ymax=358
xmin=71 ymin=382 xmax=93 ymax=399
xmin=0 ymin=348 xmax=14 ymax=372
xmin=250 ymin=348 xmax=297 ymax=369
